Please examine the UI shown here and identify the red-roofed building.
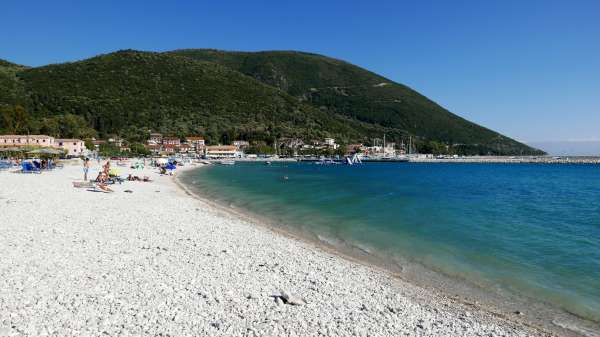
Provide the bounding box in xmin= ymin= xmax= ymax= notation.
xmin=162 ymin=137 xmax=180 ymax=146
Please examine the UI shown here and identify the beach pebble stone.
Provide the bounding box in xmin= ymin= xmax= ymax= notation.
xmin=0 ymin=164 xmax=556 ymax=337
xmin=279 ymin=290 xmax=306 ymax=306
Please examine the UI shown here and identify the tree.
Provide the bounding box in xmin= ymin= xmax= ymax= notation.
xmin=84 ymin=139 xmax=95 ymax=151
xmin=129 ymin=142 xmax=150 ymax=156
xmin=0 ymin=105 xmax=31 ymax=134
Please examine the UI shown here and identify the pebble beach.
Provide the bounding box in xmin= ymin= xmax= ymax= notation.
xmin=0 ymin=162 xmax=572 ymax=336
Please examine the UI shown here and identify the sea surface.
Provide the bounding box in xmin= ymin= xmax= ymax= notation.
xmin=181 ymin=162 xmax=600 ymax=323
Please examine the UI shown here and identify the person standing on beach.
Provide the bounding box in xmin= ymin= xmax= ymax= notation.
xmin=83 ymin=158 xmax=90 ymax=181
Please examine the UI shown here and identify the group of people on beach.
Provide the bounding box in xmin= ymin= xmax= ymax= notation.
xmin=86 ymin=158 xmax=114 ymax=192
xmin=82 ymin=157 xmax=154 ymax=193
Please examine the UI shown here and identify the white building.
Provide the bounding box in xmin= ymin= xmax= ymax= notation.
xmin=323 ymin=138 xmax=339 ymax=150
xmin=205 ymin=145 xmax=240 ymax=158
xmin=55 ymin=139 xmax=86 ymax=157
xmin=0 ymin=134 xmax=55 ymax=147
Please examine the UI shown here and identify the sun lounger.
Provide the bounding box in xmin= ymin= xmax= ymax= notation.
xmin=21 ymin=162 xmax=41 ymax=174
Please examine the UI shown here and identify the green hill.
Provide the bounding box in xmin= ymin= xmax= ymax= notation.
xmin=0 ymin=50 xmax=543 ymax=155
xmin=169 ymin=49 xmax=543 ymax=155
xmin=3 ymin=50 xmax=382 ymax=143
xmin=0 ymin=59 xmax=28 ymax=106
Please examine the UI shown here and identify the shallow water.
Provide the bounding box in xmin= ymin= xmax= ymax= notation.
xmin=181 ymin=162 xmax=600 ymax=322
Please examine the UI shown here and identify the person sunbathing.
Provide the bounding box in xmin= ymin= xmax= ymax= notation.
xmin=96 ymin=172 xmax=109 ymax=183
xmin=96 ymin=183 xmax=114 ymax=193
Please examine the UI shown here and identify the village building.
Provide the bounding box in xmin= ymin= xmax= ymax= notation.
xmin=144 ymin=144 xmax=161 ymax=155
xmin=55 ymin=139 xmax=86 ymax=156
xmin=162 ymin=137 xmax=181 ymax=146
xmin=279 ymin=138 xmax=305 ymax=149
xmin=323 ymin=137 xmax=339 ymax=150
xmin=384 ymin=142 xmax=396 ymax=156
xmin=0 ymin=135 xmax=55 ymax=147
xmin=205 ymin=145 xmax=239 ymax=158
xmin=162 ymin=144 xmax=178 ymax=154
xmin=185 ymin=136 xmax=205 ymax=152
xmin=91 ymin=139 xmax=106 ymax=147
xmin=149 ymin=133 xmax=163 ymax=144
xmin=178 ymin=144 xmax=192 ymax=153
xmin=346 ymin=143 xmax=365 ymax=154
xmin=185 ymin=136 xmax=205 ymax=147
xmin=232 ymin=140 xmax=250 ymax=149
xmin=107 ymin=137 xmax=124 ymax=147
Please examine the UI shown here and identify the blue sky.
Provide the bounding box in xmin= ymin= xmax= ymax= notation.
xmin=1 ymin=0 xmax=598 ymax=143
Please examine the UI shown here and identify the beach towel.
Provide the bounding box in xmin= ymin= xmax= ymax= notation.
xmin=73 ymin=181 xmax=95 ymax=188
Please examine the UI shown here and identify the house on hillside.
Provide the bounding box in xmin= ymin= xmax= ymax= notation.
xmin=185 ymin=136 xmax=205 ymax=146
xmin=323 ymin=138 xmax=339 ymax=150
xmin=232 ymin=140 xmax=250 ymax=150
xmin=107 ymin=137 xmax=124 ymax=147
xmin=162 ymin=137 xmax=181 ymax=146
xmin=149 ymin=133 xmax=163 ymax=144
xmin=185 ymin=136 xmax=205 ymax=152
xmin=280 ymin=138 xmax=305 ymax=149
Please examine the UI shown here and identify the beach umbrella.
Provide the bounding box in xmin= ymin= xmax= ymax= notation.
xmin=0 ymin=147 xmax=27 ymax=159
xmin=27 ymin=148 xmax=65 ymax=157
xmin=0 ymin=147 xmax=26 ymax=152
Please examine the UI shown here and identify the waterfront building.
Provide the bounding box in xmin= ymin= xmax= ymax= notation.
xmin=162 ymin=137 xmax=181 ymax=146
xmin=55 ymin=139 xmax=86 ymax=156
xmin=185 ymin=136 xmax=205 ymax=152
xmin=323 ymin=138 xmax=339 ymax=150
xmin=0 ymin=134 xmax=55 ymax=147
xmin=205 ymin=145 xmax=239 ymax=158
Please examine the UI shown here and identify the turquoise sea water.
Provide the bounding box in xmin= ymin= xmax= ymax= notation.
xmin=181 ymin=162 xmax=600 ymax=322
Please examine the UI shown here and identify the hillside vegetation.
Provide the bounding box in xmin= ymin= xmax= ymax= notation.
xmin=169 ymin=49 xmax=542 ymax=155
xmin=0 ymin=50 xmax=543 ymax=155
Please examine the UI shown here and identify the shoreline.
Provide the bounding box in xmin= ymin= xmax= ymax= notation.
xmin=175 ymin=164 xmax=599 ymax=337
xmin=0 ymin=162 xmax=595 ymax=336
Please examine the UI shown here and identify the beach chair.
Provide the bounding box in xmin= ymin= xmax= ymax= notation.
xmin=21 ymin=162 xmax=41 ymax=174
xmin=109 ymin=176 xmax=125 ymax=184
xmin=0 ymin=161 xmax=12 ymax=171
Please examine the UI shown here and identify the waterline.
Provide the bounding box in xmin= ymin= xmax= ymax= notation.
xmin=180 ymin=162 xmax=600 ymax=331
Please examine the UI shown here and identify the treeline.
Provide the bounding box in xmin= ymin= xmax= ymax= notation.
xmin=0 ymin=105 xmax=96 ymax=139
xmin=0 ymin=50 xmax=545 ymax=156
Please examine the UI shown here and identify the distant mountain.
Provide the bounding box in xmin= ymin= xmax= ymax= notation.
xmin=0 ymin=49 xmax=543 ymax=155
xmin=168 ymin=49 xmax=543 ymax=155
xmin=527 ymin=141 xmax=600 ymax=156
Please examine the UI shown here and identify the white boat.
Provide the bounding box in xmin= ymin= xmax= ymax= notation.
xmin=315 ymin=158 xmax=338 ymax=165
xmin=345 ymin=153 xmax=363 ymax=165
xmin=219 ymin=160 xmax=235 ymax=165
